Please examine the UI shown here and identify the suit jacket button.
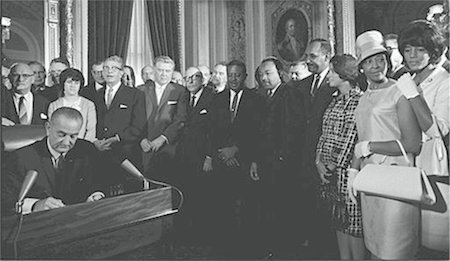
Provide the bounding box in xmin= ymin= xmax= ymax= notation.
xmin=279 ymin=156 xmax=283 ymax=161
xmin=104 ymin=127 xmax=108 ymax=131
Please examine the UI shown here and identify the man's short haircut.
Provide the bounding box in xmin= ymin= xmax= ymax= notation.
xmin=261 ymin=56 xmax=284 ymax=78
xmin=290 ymin=60 xmax=307 ymax=67
xmin=28 ymin=61 xmax=45 ymax=70
xmin=310 ymin=38 xmax=332 ymax=55
xmin=50 ymin=57 xmax=70 ymax=68
xmin=50 ymin=107 xmax=83 ymax=125
xmin=214 ymin=61 xmax=228 ymax=68
xmin=227 ymin=60 xmax=247 ymax=75
xmin=385 ymin=33 xmax=399 ymax=42
xmin=104 ymin=55 xmax=124 ymax=69
xmin=91 ymin=60 xmax=104 ymax=70
xmin=59 ymin=68 xmax=85 ymax=88
xmin=141 ymin=65 xmax=154 ymax=74
xmin=154 ymin=56 xmax=175 ymax=69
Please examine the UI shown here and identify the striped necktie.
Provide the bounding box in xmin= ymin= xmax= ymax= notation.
xmin=18 ymin=96 xmax=28 ymax=124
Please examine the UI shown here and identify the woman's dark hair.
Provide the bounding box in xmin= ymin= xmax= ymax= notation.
xmin=330 ymin=54 xmax=359 ymax=88
xmin=59 ymin=68 xmax=85 ymax=94
xmin=399 ymin=19 xmax=446 ymax=65
xmin=122 ymin=65 xmax=136 ymax=87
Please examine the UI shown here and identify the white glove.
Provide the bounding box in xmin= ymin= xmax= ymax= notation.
xmin=354 ymin=141 xmax=372 ymax=158
xmin=347 ymin=168 xmax=359 ymax=204
xmin=397 ymin=74 xmax=419 ymax=99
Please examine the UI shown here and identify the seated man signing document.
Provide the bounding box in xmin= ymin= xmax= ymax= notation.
xmin=2 ymin=107 xmax=105 ymax=215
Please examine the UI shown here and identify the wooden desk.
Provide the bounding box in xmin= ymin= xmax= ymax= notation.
xmin=1 ymin=187 xmax=175 ymax=259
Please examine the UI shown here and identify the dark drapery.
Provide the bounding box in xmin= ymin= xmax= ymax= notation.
xmin=88 ymin=0 xmax=133 ymax=84
xmin=146 ymin=0 xmax=180 ymax=70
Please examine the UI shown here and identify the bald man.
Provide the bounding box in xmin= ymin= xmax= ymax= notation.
xmin=4 ymin=63 xmax=49 ymax=125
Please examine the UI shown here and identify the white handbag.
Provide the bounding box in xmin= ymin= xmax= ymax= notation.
xmin=353 ymin=140 xmax=436 ymax=205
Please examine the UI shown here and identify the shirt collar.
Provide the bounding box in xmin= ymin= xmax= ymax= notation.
xmin=191 ymin=87 xmax=204 ymax=98
xmin=270 ymin=83 xmax=282 ymax=96
xmin=106 ymin=81 xmax=121 ymax=91
xmin=14 ymin=91 xmax=32 ymax=101
xmin=155 ymin=82 xmax=169 ymax=90
xmin=47 ymin=138 xmax=65 ymax=160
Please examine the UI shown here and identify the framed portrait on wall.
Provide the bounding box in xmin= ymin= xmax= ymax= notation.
xmin=274 ymin=9 xmax=309 ymax=62
xmin=269 ymin=2 xmax=312 ymax=64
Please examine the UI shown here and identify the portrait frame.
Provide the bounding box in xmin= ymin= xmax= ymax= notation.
xmin=269 ymin=1 xmax=312 ymax=65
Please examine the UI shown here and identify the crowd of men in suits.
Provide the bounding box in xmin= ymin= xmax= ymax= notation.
xmin=1 ymin=38 xmax=340 ymax=259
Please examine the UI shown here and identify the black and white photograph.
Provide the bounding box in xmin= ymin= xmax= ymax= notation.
xmin=1 ymin=0 xmax=449 ymax=260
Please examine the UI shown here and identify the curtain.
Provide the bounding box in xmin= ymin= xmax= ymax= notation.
xmin=88 ymin=0 xmax=133 ymax=84
xmin=126 ymin=0 xmax=154 ymax=86
xmin=146 ymin=0 xmax=180 ymax=70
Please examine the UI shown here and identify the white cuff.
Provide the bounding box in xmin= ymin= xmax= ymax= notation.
xmin=23 ymin=198 xmax=40 ymax=214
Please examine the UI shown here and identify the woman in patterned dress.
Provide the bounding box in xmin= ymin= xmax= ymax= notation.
xmin=347 ymin=30 xmax=421 ymax=260
xmin=315 ymin=54 xmax=364 ymax=259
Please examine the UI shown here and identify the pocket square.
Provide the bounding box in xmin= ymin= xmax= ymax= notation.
xmin=167 ymin=101 xmax=177 ymax=105
xmin=200 ymin=109 xmax=208 ymax=114
xmin=40 ymin=113 xmax=48 ymax=120
xmin=119 ymin=104 xmax=128 ymax=109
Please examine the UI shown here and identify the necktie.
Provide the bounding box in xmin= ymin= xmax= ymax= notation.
xmin=156 ymin=85 xmax=164 ymax=105
xmin=230 ymin=91 xmax=239 ymax=123
xmin=18 ymin=96 xmax=27 ymax=124
xmin=311 ymin=74 xmax=320 ymax=97
xmin=190 ymin=95 xmax=196 ymax=108
xmin=54 ymin=153 xmax=65 ymax=171
xmin=106 ymin=87 xmax=114 ymax=109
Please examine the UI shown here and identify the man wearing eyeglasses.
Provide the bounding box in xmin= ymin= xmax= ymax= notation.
xmin=41 ymin=57 xmax=70 ymax=102
xmin=81 ymin=61 xmax=105 ymax=102
xmin=28 ymin=61 xmax=48 ymax=94
xmin=138 ymin=56 xmax=188 ymax=182
xmin=93 ymin=55 xmax=146 ymax=188
xmin=175 ymin=67 xmax=214 ymax=242
xmin=4 ymin=63 xmax=49 ymax=126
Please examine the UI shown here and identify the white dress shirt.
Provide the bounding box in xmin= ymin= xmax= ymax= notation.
xmin=155 ymin=82 xmax=169 ymax=105
xmin=13 ymin=91 xmax=33 ymax=125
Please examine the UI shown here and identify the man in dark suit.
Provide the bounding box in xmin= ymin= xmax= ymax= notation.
xmin=138 ymin=56 xmax=188 ymax=182
xmin=4 ymin=63 xmax=49 ymax=126
xmin=80 ymin=60 xmax=105 ymax=102
xmin=209 ymin=60 xmax=265 ymax=257
xmin=93 ymin=55 xmax=146 ymax=188
xmin=174 ymin=66 xmax=214 ymax=244
xmin=1 ymin=107 xmax=105 ymax=216
xmin=40 ymin=57 xmax=70 ymax=102
xmin=249 ymin=57 xmax=306 ymax=258
xmin=297 ymin=39 xmax=337 ymax=258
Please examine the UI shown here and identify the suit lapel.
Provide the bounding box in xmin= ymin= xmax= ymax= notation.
xmin=108 ymin=84 xmax=125 ymax=110
xmin=157 ymin=83 xmax=174 ymax=113
xmin=35 ymin=140 xmax=57 ymax=194
xmin=147 ymin=84 xmax=158 ymax=118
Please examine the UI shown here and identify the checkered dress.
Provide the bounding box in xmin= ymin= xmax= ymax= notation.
xmin=316 ymin=88 xmax=363 ymax=237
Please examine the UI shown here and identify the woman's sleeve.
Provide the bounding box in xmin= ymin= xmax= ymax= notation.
xmin=336 ymin=99 xmax=359 ymax=169
xmin=84 ymin=101 xmax=97 ymax=142
xmin=426 ymin=80 xmax=449 ymax=138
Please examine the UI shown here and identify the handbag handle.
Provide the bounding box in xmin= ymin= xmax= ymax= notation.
xmin=395 ymin=139 xmax=411 ymax=165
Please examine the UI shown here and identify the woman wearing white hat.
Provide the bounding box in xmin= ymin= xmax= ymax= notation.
xmin=346 ymin=30 xmax=421 ymax=259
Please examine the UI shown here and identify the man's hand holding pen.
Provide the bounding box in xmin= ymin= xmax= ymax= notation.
xmin=32 ymin=197 xmax=65 ymax=212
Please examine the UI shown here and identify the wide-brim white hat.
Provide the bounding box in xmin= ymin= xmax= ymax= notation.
xmin=356 ymin=30 xmax=387 ymax=65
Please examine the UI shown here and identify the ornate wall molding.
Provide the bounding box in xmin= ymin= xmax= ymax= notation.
xmin=65 ymin=0 xmax=74 ymax=66
xmin=45 ymin=0 xmax=60 ymax=67
xmin=327 ymin=0 xmax=336 ymax=55
xmin=228 ymin=1 xmax=246 ymax=62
